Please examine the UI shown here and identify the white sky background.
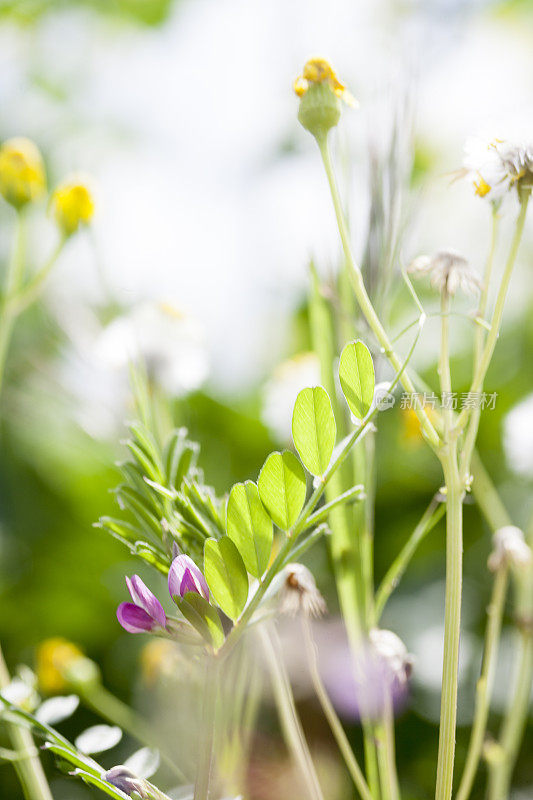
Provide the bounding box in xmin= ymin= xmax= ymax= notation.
xmin=0 ymin=0 xmax=532 ymax=394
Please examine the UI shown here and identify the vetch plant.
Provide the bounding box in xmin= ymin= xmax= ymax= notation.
xmin=1 ymin=57 xmax=532 ymax=800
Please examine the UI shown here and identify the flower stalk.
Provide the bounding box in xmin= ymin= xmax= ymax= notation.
xmin=0 ymin=645 xmax=53 ymax=800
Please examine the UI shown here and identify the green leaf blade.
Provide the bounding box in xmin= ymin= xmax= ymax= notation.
xmin=292 ymin=386 xmax=336 ymax=476
xmin=226 ymin=481 xmax=273 ymax=578
xmin=204 ymin=537 xmax=249 ymax=620
xmin=257 ymin=451 xmax=306 ymax=531
xmin=339 ymin=340 xmax=375 ymax=419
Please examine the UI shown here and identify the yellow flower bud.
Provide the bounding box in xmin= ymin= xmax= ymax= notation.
xmin=51 ymin=176 xmax=95 ymax=237
xmin=36 ymin=637 xmax=92 ymax=694
xmin=294 ymin=58 xmax=357 ymax=140
xmin=0 ymin=137 xmax=46 ymax=209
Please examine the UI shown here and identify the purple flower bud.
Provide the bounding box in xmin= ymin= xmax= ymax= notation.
xmin=168 ymin=554 xmax=209 ymax=601
xmin=116 ymin=575 xmax=166 ymax=634
xmin=104 ymin=766 xmax=148 ymax=798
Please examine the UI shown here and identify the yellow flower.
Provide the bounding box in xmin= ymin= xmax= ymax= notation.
xmin=0 ymin=137 xmax=46 ymax=209
xmin=36 ymin=637 xmax=84 ymax=694
xmin=51 ymin=175 xmax=95 ymax=236
xmin=473 ymin=174 xmax=491 ymax=197
xmin=293 ymin=57 xmax=357 ymax=107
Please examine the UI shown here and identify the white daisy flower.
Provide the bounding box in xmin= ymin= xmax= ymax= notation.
xmin=463 ymin=136 xmax=533 ymax=201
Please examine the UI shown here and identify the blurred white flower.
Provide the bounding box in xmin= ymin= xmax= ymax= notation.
xmin=262 ymin=352 xmax=321 ymax=442
xmin=503 ymin=393 xmax=533 ymax=478
xmin=463 ymin=136 xmax=533 ymax=201
xmin=95 ymin=302 xmax=209 ymax=396
xmin=488 ymin=525 xmax=532 ymax=572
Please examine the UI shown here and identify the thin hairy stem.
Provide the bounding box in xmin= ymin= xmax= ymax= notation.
xmin=194 ymin=656 xmax=219 ymax=800
xmin=456 ymin=566 xmax=509 ymax=800
xmin=456 ymin=192 xmax=529 ymax=434
xmin=375 ymin=495 xmax=445 ymax=621
xmin=316 ymin=134 xmax=440 ymax=450
xmin=302 ymin=617 xmax=373 ymax=800
xmin=260 ymin=625 xmax=324 ymax=800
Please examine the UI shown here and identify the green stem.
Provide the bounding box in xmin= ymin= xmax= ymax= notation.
xmin=487 ymin=528 xmax=533 ymax=800
xmin=455 ymin=566 xmax=509 ymax=800
xmin=456 ymin=192 xmax=529 ymax=434
xmin=316 ymin=134 xmax=440 ymax=450
xmin=434 ymin=444 xmax=463 ymax=800
xmin=374 ymin=690 xmax=400 ymax=800
xmin=435 ymin=283 xmax=464 ymax=800
xmin=301 ymin=617 xmax=373 ymax=800
xmin=0 ymin=211 xmax=26 ymax=397
xmin=260 ymin=625 xmax=324 ymax=800
xmin=375 ymin=495 xmax=445 ymax=621
xmin=460 ymin=207 xmax=499 ymax=483
xmin=193 ymin=657 xmax=219 ymax=800
xmin=0 ymin=644 xmax=53 ymax=800
xmin=11 ymin=236 xmax=66 ymax=315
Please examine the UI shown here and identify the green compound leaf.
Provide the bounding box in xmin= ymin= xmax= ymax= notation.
xmin=226 ymin=481 xmax=273 ymax=578
xmin=257 ymin=451 xmax=306 ymax=531
xmin=174 ymin=592 xmax=225 ymax=650
xmin=204 ymin=537 xmax=249 ymax=621
xmin=292 ymin=386 xmax=336 ymax=476
xmin=339 ymin=340 xmax=375 ymax=420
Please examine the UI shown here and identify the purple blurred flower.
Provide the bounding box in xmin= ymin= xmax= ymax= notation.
xmin=117 ymin=575 xmax=167 ymax=634
xmin=168 ymin=554 xmax=209 ymax=601
xmin=104 ymin=766 xmax=148 ymax=798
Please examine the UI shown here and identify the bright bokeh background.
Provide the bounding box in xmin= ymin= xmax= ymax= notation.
xmin=1 ymin=0 xmax=532 ymax=798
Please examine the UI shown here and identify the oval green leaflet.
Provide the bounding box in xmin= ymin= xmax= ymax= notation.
xmin=292 ymin=386 xmax=336 ymax=476
xmin=339 ymin=340 xmax=375 ymax=419
xmin=204 ymin=536 xmax=249 ymax=621
xmin=257 ymin=450 xmax=306 ymax=532
xmin=226 ymin=481 xmax=273 ymax=578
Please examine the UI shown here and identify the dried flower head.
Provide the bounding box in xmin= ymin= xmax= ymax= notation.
xmin=279 ymin=563 xmax=326 ymax=618
xmin=488 ymin=525 xmax=532 ymax=572
xmin=463 ymin=137 xmax=533 ymax=201
xmin=104 ymin=766 xmax=149 ymax=799
xmin=408 ymin=249 xmax=482 ymax=297
xmin=368 ymin=628 xmax=413 ymax=687
xmin=51 ymin=175 xmax=94 ymax=236
xmin=294 ymin=58 xmax=357 ymax=139
xmin=0 ymin=137 xmax=46 ymax=209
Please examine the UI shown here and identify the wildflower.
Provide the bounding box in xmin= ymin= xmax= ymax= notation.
xmin=51 ymin=175 xmax=94 ymax=236
xmin=279 ymin=563 xmax=326 ymax=618
xmin=104 ymin=766 xmax=149 ymax=799
xmin=117 ymin=575 xmax=167 ymax=634
xmin=462 ymin=137 xmax=533 ymax=201
xmin=168 ymin=554 xmax=210 ymax=601
xmin=488 ymin=526 xmax=532 ymax=572
xmin=0 ymin=137 xmax=46 ymax=209
xmin=408 ymin=250 xmax=482 ymax=297
xmin=36 ymin=638 xmax=99 ymax=694
xmin=294 ymin=57 xmax=357 ymax=139
xmin=368 ymin=628 xmax=413 ymax=688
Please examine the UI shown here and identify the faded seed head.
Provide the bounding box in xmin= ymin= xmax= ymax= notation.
xmin=279 ymin=563 xmax=327 ymax=618
xmin=488 ymin=525 xmax=532 ymax=572
xmin=408 ymin=249 xmax=482 ymax=297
